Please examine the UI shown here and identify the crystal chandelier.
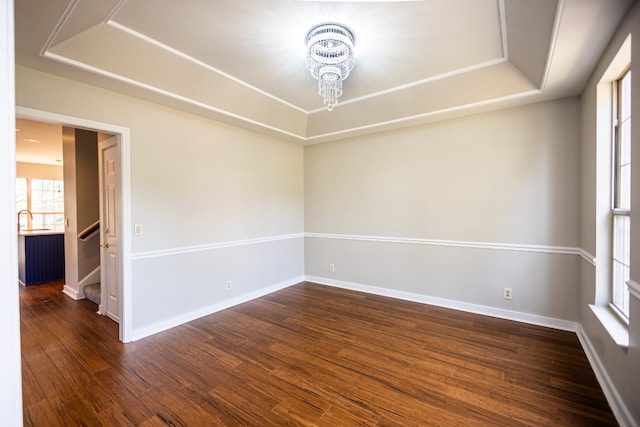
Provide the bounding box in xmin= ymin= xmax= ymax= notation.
xmin=305 ymin=23 xmax=356 ymax=111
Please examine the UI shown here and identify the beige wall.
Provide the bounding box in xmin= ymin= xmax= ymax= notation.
xmin=305 ymin=98 xmax=581 ymax=321
xmin=16 ymin=161 xmax=63 ymax=180
xmin=16 ymin=67 xmax=305 ymax=250
xmin=74 ymin=129 xmax=100 ymax=283
xmin=579 ymin=1 xmax=640 ymax=423
xmin=306 ymin=98 xmax=579 ymax=246
xmin=16 ymin=66 xmax=305 ymax=336
xmin=13 ymin=3 xmax=640 ymax=421
xmin=62 ymin=126 xmax=100 ymax=296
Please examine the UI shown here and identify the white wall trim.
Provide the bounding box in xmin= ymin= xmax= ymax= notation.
xmin=576 ymin=325 xmax=636 ymax=427
xmin=105 ymin=20 xmax=308 ymax=114
xmin=579 ymin=249 xmax=597 ymax=266
xmin=62 ymin=284 xmax=81 ymax=300
xmin=305 ymin=232 xmax=581 ymax=257
xmin=78 ymin=265 xmax=101 ymax=298
xmin=42 ymin=51 xmax=307 ymax=143
xmin=627 ymin=280 xmax=640 ymax=301
xmin=305 ymin=276 xmax=579 ymax=332
xmin=132 ymin=233 xmax=305 ymax=260
xmin=589 ymin=304 xmax=629 ymax=349
xmin=131 ymin=276 xmax=304 ymax=341
xmin=1 ymin=0 xmax=23 ymax=423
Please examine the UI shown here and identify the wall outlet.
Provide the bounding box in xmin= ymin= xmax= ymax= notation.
xmin=503 ymin=287 xmax=513 ymax=300
xmin=134 ymin=224 xmax=143 ymax=235
xmin=329 ymin=264 xmax=335 ymax=272
xmin=226 ymin=280 xmax=232 ymax=289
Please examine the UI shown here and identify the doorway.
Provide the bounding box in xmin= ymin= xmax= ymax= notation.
xmin=16 ymin=106 xmax=132 ymax=343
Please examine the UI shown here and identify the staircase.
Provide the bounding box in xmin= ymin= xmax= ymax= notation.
xmin=84 ymin=283 xmax=101 ymax=305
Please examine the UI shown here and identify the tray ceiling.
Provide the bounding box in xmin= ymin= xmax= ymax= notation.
xmin=15 ymin=0 xmax=633 ymax=144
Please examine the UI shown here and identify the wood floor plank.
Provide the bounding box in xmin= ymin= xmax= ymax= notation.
xmin=20 ymin=280 xmax=617 ymax=426
xmin=22 ymin=399 xmax=65 ymax=427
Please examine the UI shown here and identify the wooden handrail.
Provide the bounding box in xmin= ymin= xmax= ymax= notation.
xmin=78 ymin=220 xmax=100 ymax=241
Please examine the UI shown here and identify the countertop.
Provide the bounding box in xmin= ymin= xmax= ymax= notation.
xmin=18 ymin=228 xmax=65 ymax=236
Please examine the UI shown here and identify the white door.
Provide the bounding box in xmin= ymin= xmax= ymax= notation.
xmin=99 ymin=137 xmax=121 ymax=323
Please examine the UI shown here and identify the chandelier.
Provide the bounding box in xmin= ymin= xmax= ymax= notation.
xmin=305 ymin=23 xmax=356 ymax=111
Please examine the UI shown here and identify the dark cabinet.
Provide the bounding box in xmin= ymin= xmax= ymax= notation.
xmin=18 ymin=233 xmax=65 ymax=285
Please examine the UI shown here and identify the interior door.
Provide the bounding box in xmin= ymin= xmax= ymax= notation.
xmin=99 ymin=136 xmax=121 ymax=323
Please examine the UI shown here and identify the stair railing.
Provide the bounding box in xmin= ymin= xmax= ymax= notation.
xmin=78 ymin=220 xmax=100 ymax=242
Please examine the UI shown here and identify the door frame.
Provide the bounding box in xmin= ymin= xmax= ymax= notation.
xmin=16 ymin=106 xmax=132 ymax=343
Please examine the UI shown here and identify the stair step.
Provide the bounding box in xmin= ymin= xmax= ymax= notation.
xmin=84 ymin=283 xmax=101 ymax=305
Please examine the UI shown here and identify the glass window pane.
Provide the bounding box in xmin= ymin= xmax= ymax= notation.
xmin=612 ymin=214 xmax=631 ymax=318
xmin=31 ymin=179 xmax=44 ymax=211
xmin=611 ymin=70 xmax=631 ymax=320
xmin=16 ymin=178 xmax=27 ymax=211
xmin=54 ymin=214 xmax=65 ymax=229
xmin=31 ymin=214 xmax=44 ymax=228
xmin=619 ymin=164 xmax=631 ymax=209
xmin=620 ymin=71 xmax=631 ymax=120
xmin=620 ymin=121 xmax=631 ymax=165
xmin=19 ymin=178 xmax=64 ymax=229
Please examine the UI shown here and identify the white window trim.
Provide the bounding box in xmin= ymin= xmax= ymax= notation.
xmin=609 ymin=68 xmax=631 ymax=321
xmin=592 ymin=35 xmax=631 ymax=347
xmin=589 ymin=304 xmax=629 ymax=349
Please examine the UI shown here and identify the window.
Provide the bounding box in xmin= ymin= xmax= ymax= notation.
xmin=611 ymin=69 xmax=631 ymax=321
xmin=16 ymin=178 xmax=65 ymax=230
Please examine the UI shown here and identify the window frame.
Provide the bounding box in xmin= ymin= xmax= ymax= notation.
xmin=16 ymin=177 xmax=65 ymax=231
xmin=609 ymin=68 xmax=631 ymax=323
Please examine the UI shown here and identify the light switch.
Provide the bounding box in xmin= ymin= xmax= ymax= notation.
xmin=134 ymin=224 xmax=143 ymax=235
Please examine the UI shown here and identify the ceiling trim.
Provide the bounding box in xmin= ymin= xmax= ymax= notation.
xmin=105 ymin=20 xmax=309 ymax=114
xmin=43 ymin=45 xmax=544 ymax=145
xmin=38 ymin=0 xmax=79 ymax=57
xmin=41 ymin=50 xmax=308 ymax=141
xmin=16 ymin=0 xmax=630 ymax=144
xmin=308 ymin=57 xmax=509 ymax=114
xmin=38 ymin=9 xmax=528 ymax=143
xmin=498 ymin=0 xmax=509 ymax=59
xmin=105 ymin=0 xmax=128 ymax=23
xmin=304 ymin=88 xmax=542 ymax=143
xmin=540 ymin=0 xmax=565 ymax=91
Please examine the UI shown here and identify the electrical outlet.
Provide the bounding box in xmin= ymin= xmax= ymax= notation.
xmin=134 ymin=224 xmax=143 ymax=235
xmin=226 ymin=280 xmax=232 ymax=289
xmin=329 ymin=264 xmax=335 ymax=272
xmin=503 ymin=287 xmax=513 ymax=300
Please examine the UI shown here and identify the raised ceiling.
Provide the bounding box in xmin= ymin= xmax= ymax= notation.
xmin=15 ymin=0 xmax=633 ymax=144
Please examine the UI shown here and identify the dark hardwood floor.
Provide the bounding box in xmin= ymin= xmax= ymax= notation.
xmin=20 ymin=280 xmax=617 ymax=426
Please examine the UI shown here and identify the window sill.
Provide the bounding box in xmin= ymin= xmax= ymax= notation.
xmin=628 ymin=280 xmax=640 ymax=301
xmin=589 ymin=305 xmax=629 ymax=349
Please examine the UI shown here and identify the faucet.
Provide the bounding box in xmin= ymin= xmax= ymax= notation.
xmin=17 ymin=209 xmax=32 ymax=232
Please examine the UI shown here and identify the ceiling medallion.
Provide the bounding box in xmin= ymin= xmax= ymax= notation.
xmin=305 ymin=23 xmax=356 ymax=111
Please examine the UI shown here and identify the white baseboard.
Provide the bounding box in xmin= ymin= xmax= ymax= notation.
xmin=576 ymin=326 xmax=636 ymax=427
xmin=130 ymin=276 xmax=304 ymax=341
xmin=61 ymin=266 xmax=101 ymax=300
xmin=305 ymin=276 xmax=579 ymax=332
xmin=78 ymin=266 xmax=101 ymax=299
xmin=305 ymin=275 xmax=635 ymax=427
xmin=62 ymin=285 xmax=81 ymax=300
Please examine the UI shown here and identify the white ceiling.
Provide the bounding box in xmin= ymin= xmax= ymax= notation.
xmin=14 ymin=0 xmax=633 ymax=153
xmin=15 ymin=118 xmax=63 ymax=166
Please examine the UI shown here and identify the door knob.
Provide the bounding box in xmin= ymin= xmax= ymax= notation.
xmin=100 ymin=243 xmax=109 ymax=248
